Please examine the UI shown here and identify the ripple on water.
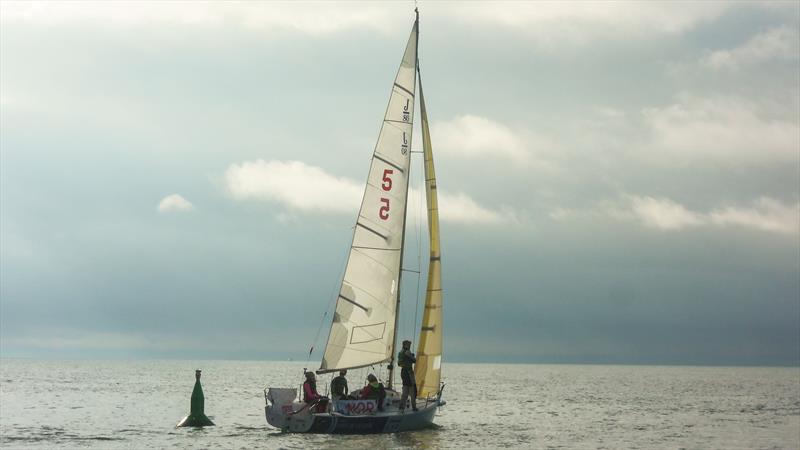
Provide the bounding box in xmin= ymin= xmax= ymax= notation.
xmin=1 ymin=361 xmax=799 ymax=449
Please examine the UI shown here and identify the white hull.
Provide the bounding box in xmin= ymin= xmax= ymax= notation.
xmin=265 ymin=388 xmax=441 ymax=434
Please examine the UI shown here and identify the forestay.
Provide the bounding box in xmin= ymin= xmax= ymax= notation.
xmin=319 ymin=21 xmax=418 ymax=373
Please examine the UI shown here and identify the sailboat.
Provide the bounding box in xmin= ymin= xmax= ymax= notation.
xmin=264 ymin=9 xmax=445 ymax=434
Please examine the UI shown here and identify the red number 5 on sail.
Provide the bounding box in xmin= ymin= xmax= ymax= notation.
xmin=382 ymin=169 xmax=394 ymax=191
xmin=379 ymin=198 xmax=390 ymax=220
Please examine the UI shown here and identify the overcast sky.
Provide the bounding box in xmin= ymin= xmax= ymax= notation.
xmin=1 ymin=1 xmax=798 ymax=365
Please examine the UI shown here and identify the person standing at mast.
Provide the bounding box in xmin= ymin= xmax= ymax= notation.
xmin=398 ymin=340 xmax=418 ymax=411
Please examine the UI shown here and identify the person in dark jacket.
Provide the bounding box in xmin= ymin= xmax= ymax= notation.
xmin=359 ymin=374 xmax=386 ymax=411
xmin=398 ymin=340 xmax=418 ymax=411
xmin=330 ymin=369 xmax=349 ymax=400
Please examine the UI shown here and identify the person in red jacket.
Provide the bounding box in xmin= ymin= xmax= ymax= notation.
xmin=302 ymin=371 xmax=328 ymax=412
xmin=359 ymin=374 xmax=386 ymax=411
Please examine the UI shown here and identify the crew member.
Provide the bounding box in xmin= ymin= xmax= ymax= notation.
xmin=302 ymin=371 xmax=328 ymax=412
xmin=360 ymin=374 xmax=386 ymax=411
xmin=330 ymin=369 xmax=349 ymax=400
xmin=398 ymin=339 xmax=418 ymax=411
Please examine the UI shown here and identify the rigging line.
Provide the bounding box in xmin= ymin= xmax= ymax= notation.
xmin=308 ymin=229 xmax=352 ymax=361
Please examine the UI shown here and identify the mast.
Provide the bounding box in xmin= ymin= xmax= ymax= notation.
xmin=388 ymin=7 xmax=420 ymax=390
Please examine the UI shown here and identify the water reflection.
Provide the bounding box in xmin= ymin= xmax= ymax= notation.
xmin=392 ymin=427 xmax=444 ymax=449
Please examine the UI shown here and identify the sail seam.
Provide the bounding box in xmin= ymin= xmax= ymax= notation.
xmin=351 ymin=247 xmax=393 ymax=273
xmin=374 ymin=154 xmax=404 ymax=173
xmin=383 ymin=121 xmax=410 ymax=133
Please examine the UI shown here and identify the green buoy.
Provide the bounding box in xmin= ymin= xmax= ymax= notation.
xmin=176 ymin=369 xmax=215 ymax=427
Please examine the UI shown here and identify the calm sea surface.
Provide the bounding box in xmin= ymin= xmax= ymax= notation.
xmin=0 ymin=360 xmax=798 ymax=449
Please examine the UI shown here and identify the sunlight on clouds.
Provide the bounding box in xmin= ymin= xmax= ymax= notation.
xmin=0 ymin=1 xmax=398 ymax=34
xmin=702 ymin=26 xmax=799 ymax=71
xmin=551 ymin=196 xmax=799 ymax=236
xmin=225 ymin=160 xmax=361 ymax=213
xmin=446 ymin=2 xmax=732 ymax=42
xmin=224 ymin=160 xmax=511 ymax=225
xmin=1 ymin=1 xmax=747 ymax=39
xmin=157 ymin=194 xmax=194 ymax=213
xmin=709 ymin=197 xmax=799 ymax=235
xmin=0 ymin=1 xmax=223 ymax=26
xmin=614 ymin=195 xmax=798 ymax=235
xmin=437 ymin=191 xmax=510 ymax=225
xmin=434 ymin=115 xmax=530 ymax=163
xmin=628 ymin=196 xmax=704 ymax=230
xmin=643 ymin=94 xmax=799 ymax=165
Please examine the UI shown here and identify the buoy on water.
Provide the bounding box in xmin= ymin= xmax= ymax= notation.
xmin=176 ymin=369 xmax=215 ymax=427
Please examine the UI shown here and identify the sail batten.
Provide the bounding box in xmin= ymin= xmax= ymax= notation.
xmin=319 ymin=21 xmax=419 ymax=373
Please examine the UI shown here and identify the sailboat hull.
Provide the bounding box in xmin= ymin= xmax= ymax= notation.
xmin=265 ymin=402 xmax=438 ymax=434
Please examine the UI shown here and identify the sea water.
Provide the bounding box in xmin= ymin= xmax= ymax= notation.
xmin=1 ymin=360 xmax=798 ymax=449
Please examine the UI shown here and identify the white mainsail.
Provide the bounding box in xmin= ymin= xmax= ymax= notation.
xmin=414 ymin=72 xmax=443 ymax=398
xmin=319 ymin=20 xmax=418 ymax=373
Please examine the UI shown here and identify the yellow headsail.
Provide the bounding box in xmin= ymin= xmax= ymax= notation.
xmin=415 ymin=71 xmax=443 ymax=399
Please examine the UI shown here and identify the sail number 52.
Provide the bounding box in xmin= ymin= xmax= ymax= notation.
xmin=379 ymin=169 xmax=394 ymax=220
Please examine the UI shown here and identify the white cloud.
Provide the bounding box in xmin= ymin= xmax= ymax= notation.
xmin=709 ymin=197 xmax=799 ymax=235
xmin=434 ymin=115 xmax=528 ymax=162
xmin=157 ymin=194 xmax=194 ymax=213
xmin=642 ymin=94 xmax=799 ymax=165
xmin=578 ymin=195 xmax=799 ymax=235
xmin=437 ymin=191 xmax=512 ymax=225
xmin=225 ymin=160 xmax=362 ymax=213
xmin=548 ymin=207 xmax=576 ymax=221
xmin=432 ymin=115 xmax=560 ymax=172
xmin=224 ymin=159 xmax=512 ymax=225
xmin=702 ymin=26 xmax=799 ymax=71
xmin=628 ymin=196 xmax=704 ymax=230
xmin=447 ymin=2 xmax=731 ymax=36
xmin=0 ymin=1 xmax=748 ymax=39
xmin=0 ymin=2 xmax=400 ymax=34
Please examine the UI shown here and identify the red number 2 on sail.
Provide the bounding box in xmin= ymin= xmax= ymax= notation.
xmin=379 ymin=198 xmax=390 ymax=220
xmin=382 ymin=169 xmax=394 ymax=191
